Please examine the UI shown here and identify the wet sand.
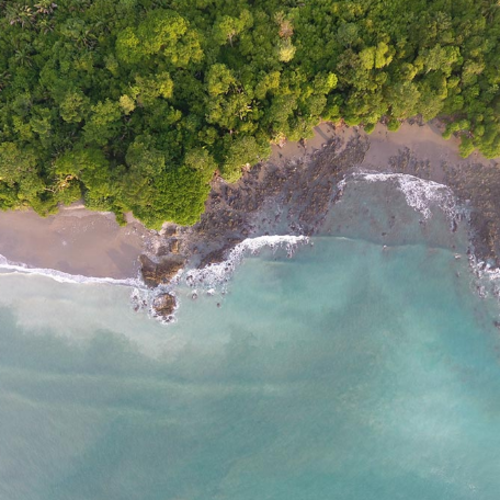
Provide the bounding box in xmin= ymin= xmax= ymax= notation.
xmin=0 ymin=204 xmax=149 ymax=279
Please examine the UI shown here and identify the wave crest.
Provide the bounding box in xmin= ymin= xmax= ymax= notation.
xmin=180 ymin=235 xmax=309 ymax=291
xmin=347 ymin=172 xmax=456 ymax=220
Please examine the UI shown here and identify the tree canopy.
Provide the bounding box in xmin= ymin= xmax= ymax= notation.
xmin=0 ymin=0 xmax=499 ymax=228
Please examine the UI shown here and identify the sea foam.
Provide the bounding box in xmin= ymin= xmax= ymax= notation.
xmin=0 ymin=235 xmax=309 ymax=324
xmin=130 ymin=234 xmax=310 ymax=323
xmin=179 ymin=235 xmax=310 ymax=292
xmin=343 ymin=172 xmax=456 ymax=220
xmin=468 ymin=252 xmax=500 ymax=300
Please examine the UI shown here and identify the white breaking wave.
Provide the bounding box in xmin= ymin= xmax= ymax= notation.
xmin=0 ymin=253 xmax=141 ymax=288
xmin=0 ymin=235 xmax=310 ymax=325
xmin=179 ymin=234 xmax=310 ymax=291
xmin=130 ymin=234 xmax=311 ymax=323
xmin=347 ymin=172 xmax=456 ymax=219
xmin=468 ymin=253 xmax=500 ymax=299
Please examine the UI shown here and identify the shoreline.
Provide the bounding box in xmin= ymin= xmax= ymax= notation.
xmin=0 ymin=204 xmax=150 ymax=279
xmin=138 ymin=120 xmax=500 ymax=319
xmin=1 ymin=120 xmax=499 ymax=315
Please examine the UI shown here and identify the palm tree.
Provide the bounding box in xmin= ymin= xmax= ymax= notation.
xmin=6 ymin=5 xmax=35 ymax=28
xmin=13 ymin=47 xmax=33 ymax=68
xmin=34 ymin=1 xmax=58 ymax=15
xmin=37 ymin=18 xmax=55 ymax=34
xmin=0 ymin=71 xmax=11 ymax=92
xmin=482 ymin=0 xmax=500 ymax=22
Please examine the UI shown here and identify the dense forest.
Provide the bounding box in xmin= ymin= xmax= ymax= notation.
xmin=0 ymin=0 xmax=499 ymax=228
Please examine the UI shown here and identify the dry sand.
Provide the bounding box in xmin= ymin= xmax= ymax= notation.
xmin=0 ymin=204 xmax=150 ymax=279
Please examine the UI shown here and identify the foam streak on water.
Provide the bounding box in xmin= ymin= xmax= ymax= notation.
xmin=0 ymin=253 xmax=141 ymax=288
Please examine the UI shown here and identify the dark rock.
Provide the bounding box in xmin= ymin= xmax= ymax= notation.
xmin=170 ymin=239 xmax=180 ymax=254
xmin=161 ymin=225 xmax=178 ymax=237
xmin=155 ymin=239 xmax=181 ymax=256
xmin=139 ymin=255 xmax=185 ymax=288
xmin=153 ymin=293 xmax=176 ymax=318
xmin=156 ymin=246 xmax=170 ymax=257
xmin=199 ymin=248 xmax=228 ymax=268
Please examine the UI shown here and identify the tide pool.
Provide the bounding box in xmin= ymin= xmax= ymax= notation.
xmin=1 ymin=178 xmax=500 ymax=500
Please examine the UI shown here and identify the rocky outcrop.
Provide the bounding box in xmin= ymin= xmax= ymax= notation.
xmin=139 ymin=254 xmax=185 ymax=288
xmin=140 ymin=130 xmax=369 ymax=320
xmin=152 ymin=293 xmax=176 ymax=319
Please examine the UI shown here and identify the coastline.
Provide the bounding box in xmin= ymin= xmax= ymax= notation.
xmin=360 ymin=121 xmax=500 ymax=264
xmin=0 ymin=204 xmax=150 ymax=279
xmin=1 ymin=120 xmax=499 ymax=315
xmin=139 ymin=120 xmax=497 ymax=267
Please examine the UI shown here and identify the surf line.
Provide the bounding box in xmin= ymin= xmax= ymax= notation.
xmin=177 ymin=234 xmax=310 ymax=291
xmin=0 ymin=253 xmax=142 ymax=288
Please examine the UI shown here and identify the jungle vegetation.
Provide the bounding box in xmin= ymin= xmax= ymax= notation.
xmin=0 ymin=0 xmax=499 ymax=228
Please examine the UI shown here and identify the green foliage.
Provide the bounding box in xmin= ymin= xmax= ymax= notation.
xmin=206 ymin=64 xmax=235 ymax=96
xmin=387 ymin=119 xmax=401 ymax=132
xmin=277 ymin=39 xmax=296 ymax=62
xmin=364 ymin=123 xmax=376 ymax=135
xmin=0 ymin=0 xmax=499 ymax=227
xmin=222 ymin=136 xmax=270 ymax=183
xmin=213 ymin=10 xmax=253 ymax=47
xmin=459 ymin=136 xmax=475 ymax=158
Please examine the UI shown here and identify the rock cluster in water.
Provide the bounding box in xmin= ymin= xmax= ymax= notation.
xmin=152 ymin=293 xmax=177 ymax=319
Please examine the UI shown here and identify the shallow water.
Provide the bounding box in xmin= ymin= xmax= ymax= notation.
xmin=1 ymin=177 xmax=500 ymax=500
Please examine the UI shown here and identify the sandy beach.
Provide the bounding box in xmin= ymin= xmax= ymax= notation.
xmin=0 ymin=120 xmax=498 ymax=285
xmin=0 ymin=204 xmax=150 ymax=279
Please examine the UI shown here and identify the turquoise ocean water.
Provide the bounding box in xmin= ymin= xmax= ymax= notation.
xmin=1 ymin=176 xmax=500 ymax=499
